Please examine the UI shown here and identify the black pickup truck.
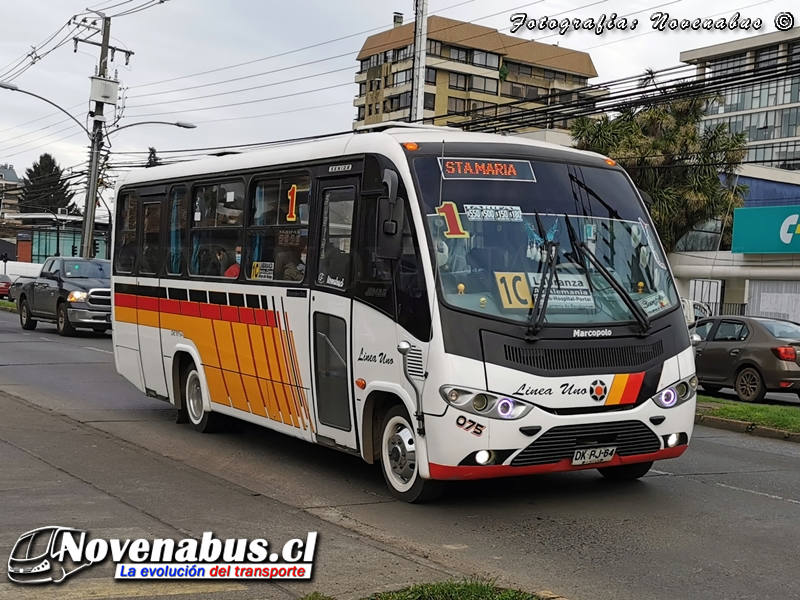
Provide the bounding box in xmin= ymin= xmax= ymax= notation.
xmin=16 ymin=257 xmax=112 ymax=336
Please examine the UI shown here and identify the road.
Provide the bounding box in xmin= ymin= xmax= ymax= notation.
xmin=1 ymin=310 xmax=799 ymax=600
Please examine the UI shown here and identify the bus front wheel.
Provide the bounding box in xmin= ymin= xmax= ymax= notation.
xmin=182 ymin=362 xmax=225 ymax=434
xmin=379 ymin=405 xmax=445 ymax=503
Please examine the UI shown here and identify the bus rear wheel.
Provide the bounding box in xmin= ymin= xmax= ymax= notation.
xmin=379 ymin=405 xmax=445 ymax=503
xmin=181 ymin=362 xmax=225 ymax=434
xmin=597 ymin=461 xmax=653 ymax=481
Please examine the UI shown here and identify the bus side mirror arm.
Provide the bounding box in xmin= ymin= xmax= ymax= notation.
xmin=376 ymin=169 xmax=404 ymax=260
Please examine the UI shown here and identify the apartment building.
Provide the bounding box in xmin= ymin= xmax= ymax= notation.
xmin=0 ymin=163 xmax=21 ymax=217
xmin=353 ymin=14 xmax=598 ymax=132
xmin=670 ymin=29 xmax=800 ymax=320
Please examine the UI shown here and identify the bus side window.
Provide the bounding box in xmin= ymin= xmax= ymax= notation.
xmin=318 ymin=188 xmax=355 ymax=290
xmin=166 ymin=186 xmax=188 ymax=275
xmin=246 ymin=174 xmax=310 ymax=283
xmin=395 ymin=201 xmax=432 ymax=341
xmin=354 ymin=195 xmax=394 ymax=317
xmin=189 ymin=181 xmax=244 ymax=278
xmin=114 ymin=192 xmax=139 ymax=274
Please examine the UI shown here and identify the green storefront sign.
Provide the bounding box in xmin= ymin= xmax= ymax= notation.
xmin=732 ymin=205 xmax=800 ymax=254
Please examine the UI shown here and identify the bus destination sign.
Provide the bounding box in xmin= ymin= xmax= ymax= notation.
xmin=437 ymin=158 xmax=536 ymax=182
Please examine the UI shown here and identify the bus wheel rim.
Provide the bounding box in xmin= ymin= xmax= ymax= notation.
xmin=383 ymin=415 xmax=416 ymax=493
xmin=186 ymin=371 xmax=204 ymax=423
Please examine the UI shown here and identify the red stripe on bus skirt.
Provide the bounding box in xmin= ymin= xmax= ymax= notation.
xmin=114 ymin=293 xmax=137 ymax=309
xmin=159 ymin=299 xmax=182 ymax=315
xmin=137 ymin=296 xmax=159 ymax=312
xmin=428 ymin=446 xmax=687 ymax=481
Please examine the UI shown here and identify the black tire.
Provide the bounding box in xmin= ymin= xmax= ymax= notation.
xmin=19 ymin=298 xmax=37 ymax=330
xmin=181 ymin=361 xmax=225 ymax=433
xmin=598 ymin=461 xmax=653 ymax=481
xmin=379 ymin=405 xmax=445 ymax=503
xmin=701 ymin=385 xmax=723 ymax=395
xmin=56 ymin=302 xmax=76 ymax=336
xmin=735 ymin=367 xmax=766 ymax=403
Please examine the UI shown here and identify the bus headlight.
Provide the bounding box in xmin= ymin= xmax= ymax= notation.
xmin=67 ymin=291 xmax=89 ymax=303
xmin=440 ymin=385 xmax=534 ymax=420
xmin=652 ymin=375 xmax=696 ymax=409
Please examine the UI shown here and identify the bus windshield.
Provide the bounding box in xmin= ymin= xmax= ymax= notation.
xmin=411 ymin=155 xmax=678 ymax=327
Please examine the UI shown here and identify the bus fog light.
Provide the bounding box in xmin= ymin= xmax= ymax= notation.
xmin=447 ymin=389 xmax=459 ymax=402
xmin=667 ymin=433 xmax=679 ymax=448
xmin=475 ymin=450 xmax=492 ymax=465
xmin=676 ymin=382 xmax=689 ymax=399
xmin=689 ymin=375 xmax=698 ymax=389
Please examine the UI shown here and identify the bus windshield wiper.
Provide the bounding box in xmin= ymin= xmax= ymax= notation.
xmin=525 ymin=212 xmax=559 ymax=342
xmin=563 ymin=214 xmax=651 ymax=336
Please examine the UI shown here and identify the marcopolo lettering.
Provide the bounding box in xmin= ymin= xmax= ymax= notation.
xmin=573 ymin=328 xmax=612 ymax=338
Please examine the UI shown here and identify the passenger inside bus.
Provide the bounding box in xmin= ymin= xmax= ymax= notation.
xmin=276 ymin=235 xmax=308 ymax=281
xmin=223 ymin=246 xmax=242 ymax=278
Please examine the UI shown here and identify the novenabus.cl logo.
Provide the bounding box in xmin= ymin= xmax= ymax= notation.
xmin=780 ymin=214 xmax=800 ymax=244
xmin=8 ymin=526 xmax=93 ymax=584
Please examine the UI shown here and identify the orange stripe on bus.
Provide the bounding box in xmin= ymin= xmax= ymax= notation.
xmin=605 ymin=375 xmax=628 ymax=406
xmin=273 ymin=312 xmax=299 ymax=428
xmin=288 ymin=328 xmax=311 ymax=431
xmin=223 ymin=370 xmax=250 ymax=413
xmin=281 ymin=311 xmax=305 ymax=430
xmin=213 ymin=320 xmax=239 ymax=373
xmin=248 ymin=324 xmax=271 ymax=380
xmin=231 ymin=323 xmax=256 ymax=377
xmin=162 ymin=313 xmax=220 ymax=369
xmin=258 ymin=378 xmax=282 ymax=422
xmin=241 ymin=375 xmax=267 ymax=418
xmin=137 ymin=308 xmax=160 ymax=328
xmin=263 ymin=327 xmax=291 ymax=424
xmin=205 ymin=367 xmax=231 ymax=407
xmin=115 ymin=306 xmax=137 ymax=324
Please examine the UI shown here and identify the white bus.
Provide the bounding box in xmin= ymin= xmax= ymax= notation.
xmin=111 ymin=123 xmax=698 ymax=503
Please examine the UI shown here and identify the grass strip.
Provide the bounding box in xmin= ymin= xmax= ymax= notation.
xmin=300 ymin=579 xmax=545 ymax=600
xmin=0 ymin=300 xmax=16 ymax=310
xmin=697 ymin=394 xmax=800 ymax=433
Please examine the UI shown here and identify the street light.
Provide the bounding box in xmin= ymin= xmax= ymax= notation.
xmin=0 ymin=81 xmax=92 ymax=138
xmin=0 ymin=81 xmax=195 ymax=257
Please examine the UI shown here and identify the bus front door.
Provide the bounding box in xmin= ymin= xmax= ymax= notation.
xmin=309 ymin=180 xmax=358 ymax=451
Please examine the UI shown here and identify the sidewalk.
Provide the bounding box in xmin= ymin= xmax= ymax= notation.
xmin=0 ymin=391 xmax=458 ymax=600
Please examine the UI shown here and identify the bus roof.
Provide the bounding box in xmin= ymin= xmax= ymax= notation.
xmin=116 ymin=125 xmax=608 ymax=190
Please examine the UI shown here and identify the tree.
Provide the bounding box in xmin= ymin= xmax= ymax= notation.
xmin=19 ymin=153 xmax=76 ymax=214
xmin=570 ymin=71 xmax=749 ymax=253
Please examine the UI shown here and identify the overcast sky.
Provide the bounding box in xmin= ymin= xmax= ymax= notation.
xmin=1 ymin=0 xmax=797 ymax=208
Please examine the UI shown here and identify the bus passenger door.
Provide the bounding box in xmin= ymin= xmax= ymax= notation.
xmin=136 ymin=197 xmax=169 ymax=398
xmin=309 ymin=179 xmax=359 ymax=450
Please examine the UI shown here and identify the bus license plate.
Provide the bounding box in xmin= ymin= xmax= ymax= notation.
xmin=572 ymin=447 xmax=616 ymax=466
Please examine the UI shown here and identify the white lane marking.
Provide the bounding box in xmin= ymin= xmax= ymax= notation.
xmin=40 ymin=337 xmax=49 ymax=341
xmin=714 ymin=483 xmax=800 ymax=505
xmin=652 ymin=469 xmax=800 ymax=505
xmin=84 ymin=346 xmax=114 ymax=355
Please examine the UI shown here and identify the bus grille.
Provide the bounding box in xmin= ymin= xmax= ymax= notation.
xmin=88 ymin=289 xmax=111 ymax=307
xmin=510 ymin=421 xmax=661 ymax=467
xmin=503 ymin=340 xmax=663 ymax=372
xmin=406 ymin=346 xmax=425 ymax=380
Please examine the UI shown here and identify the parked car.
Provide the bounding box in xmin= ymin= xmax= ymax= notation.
xmin=8 ymin=275 xmax=35 ymax=303
xmin=690 ymin=315 xmax=800 ymax=402
xmin=0 ymin=274 xmax=11 ymax=299
xmin=16 ymin=257 xmax=111 ymax=336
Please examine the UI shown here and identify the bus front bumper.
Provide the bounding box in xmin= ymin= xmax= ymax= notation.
xmin=423 ymin=395 xmax=695 ymax=481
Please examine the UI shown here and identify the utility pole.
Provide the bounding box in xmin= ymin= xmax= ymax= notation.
xmin=409 ymin=0 xmax=428 ymax=123
xmin=79 ymin=16 xmax=111 ymax=258
xmin=72 ymin=15 xmax=131 ymax=258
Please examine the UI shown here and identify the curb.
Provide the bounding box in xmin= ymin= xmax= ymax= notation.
xmin=695 ymin=413 xmax=800 ymax=444
xmin=0 ymin=305 xmax=17 ymax=314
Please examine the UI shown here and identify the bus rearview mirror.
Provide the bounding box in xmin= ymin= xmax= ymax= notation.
xmin=376 ymin=196 xmax=404 ymax=260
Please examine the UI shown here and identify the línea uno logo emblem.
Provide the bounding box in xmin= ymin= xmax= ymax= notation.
xmin=8 ymin=526 xmax=93 ymax=584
